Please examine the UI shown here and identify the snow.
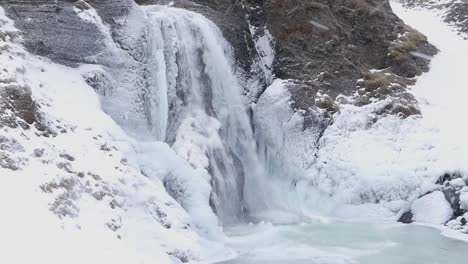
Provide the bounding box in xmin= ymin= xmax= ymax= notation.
xmin=246 ymin=13 xmax=275 ymax=84
xmin=411 ymin=191 xmax=453 ymax=224
xmin=450 ymin=178 xmax=466 ymax=188
xmin=253 ymin=29 xmax=275 ymax=82
xmin=133 ymin=140 xmax=223 ymax=240
xmin=459 ymin=192 xmax=468 ymax=210
xmin=391 ymin=1 xmax=468 ymax=178
xmin=262 ymin=79 xmax=287 ymax=97
xmin=250 ymin=79 xmax=325 ymax=219
xmin=309 ymin=20 xmax=329 ymax=31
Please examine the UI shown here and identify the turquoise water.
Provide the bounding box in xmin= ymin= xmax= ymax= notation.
xmin=216 ymin=221 xmax=468 ymax=264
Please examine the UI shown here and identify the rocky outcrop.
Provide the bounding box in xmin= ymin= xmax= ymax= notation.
xmin=1 ymin=0 xmax=436 ymax=119
xmin=1 ymin=0 xmax=106 ymax=66
xmin=263 ymin=0 xmax=436 ymax=119
xmin=399 ymin=172 xmax=468 ymax=232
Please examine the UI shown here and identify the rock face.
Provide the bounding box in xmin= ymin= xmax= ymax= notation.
xmin=264 ymin=0 xmax=436 ymax=119
xmin=1 ymin=0 xmax=436 ymax=122
xmin=1 ymin=0 xmax=108 ymax=66
xmin=135 ymin=0 xmax=436 ymax=118
xmin=398 ymin=211 xmax=414 ymax=224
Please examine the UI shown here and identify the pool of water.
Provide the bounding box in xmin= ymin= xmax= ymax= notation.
xmin=215 ymin=221 xmax=468 ymax=264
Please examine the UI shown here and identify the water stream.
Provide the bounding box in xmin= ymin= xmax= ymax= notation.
xmin=215 ymin=221 xmax=468 ymax=264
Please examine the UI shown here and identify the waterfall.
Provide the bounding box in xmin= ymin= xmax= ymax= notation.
xmin=142 ymin=6 xmax=262 ymax=225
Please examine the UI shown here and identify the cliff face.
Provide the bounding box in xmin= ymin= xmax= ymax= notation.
xmin=136 ymin=0 xmax=436 ymax=125
xmin=0 ymin=0 xmax=126 ymax=65
xmin=1 ymin=0 xmax=435 ymax=117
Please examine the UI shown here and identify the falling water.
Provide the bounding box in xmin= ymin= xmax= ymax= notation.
xmin=143 ymin=6 xmax=262 ymax=225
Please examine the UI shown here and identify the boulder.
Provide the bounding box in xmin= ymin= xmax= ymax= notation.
xmin=411 ymin=191 xmax=453 ymax=224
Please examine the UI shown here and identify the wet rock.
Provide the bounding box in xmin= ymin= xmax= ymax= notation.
xmin=436 ymin=171 xmax=464 ymax=185
xmin=431 ymin=172 xmax=468 ymax=221
xmin=442 ymin=188 xmax=463 ymax=217
xmin=398 ymin=210 xmax=413 ymax=224
xmin=461 ymin=217 xmax=467 ymax=226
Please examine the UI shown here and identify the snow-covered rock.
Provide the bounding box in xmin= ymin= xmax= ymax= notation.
xmin=449 ymin=178 xmax=466 ymax=188
xmin=411 ymin=191 xmax=453 ymax=224
xmin=459 ymin=192 xmax=468 ymax=211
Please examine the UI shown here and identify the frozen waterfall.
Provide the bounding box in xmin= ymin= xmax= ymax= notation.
xmin=139 ymin=6 xmax=263 ymax=225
